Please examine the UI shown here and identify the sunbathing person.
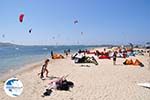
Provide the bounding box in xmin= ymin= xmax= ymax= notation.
xmin=47 ymin=75 xmax=67 ymax=89
xmin=42 ymin=75 xmax=74 ymax=97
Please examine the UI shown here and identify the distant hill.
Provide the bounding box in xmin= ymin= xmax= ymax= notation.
xmin=0 ymin=42 xmax=17 ymax=47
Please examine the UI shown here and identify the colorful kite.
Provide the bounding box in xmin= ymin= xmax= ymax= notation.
xmin=19 ymin=14 xmax=24 ymax=23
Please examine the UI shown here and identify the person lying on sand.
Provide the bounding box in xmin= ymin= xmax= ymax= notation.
xmin=42 ymin=75 xmax=74 ymax=97
xmin=38 ymin=59 xmax=50 ymax=79
xmin=47 ymin=75 xmax=69 ymax=89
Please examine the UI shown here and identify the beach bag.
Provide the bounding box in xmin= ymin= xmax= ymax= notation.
xmin=66 ymin=81 xmax=74 ymax=88
xmin=57 ymin=80 xmax=69 ymax=90
xmin=43 ymin=89 xmax=52 ymax=96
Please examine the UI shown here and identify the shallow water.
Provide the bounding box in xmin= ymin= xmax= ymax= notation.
xmin=0 ymin=45 xmax=97 ymax=75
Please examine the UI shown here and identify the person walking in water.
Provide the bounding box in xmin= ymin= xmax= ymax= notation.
xmin=113 ymin=51 xmax=117 ymax=65
xmin=39 ymin=59 xmax=50 ymax=79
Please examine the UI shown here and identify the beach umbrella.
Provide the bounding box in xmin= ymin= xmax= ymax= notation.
xmin=19 ymin=14 xmax=24 ymax=23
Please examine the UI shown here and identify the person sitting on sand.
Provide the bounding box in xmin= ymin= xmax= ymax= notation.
xmin=39 ymin=59 xmax=50 ymax=79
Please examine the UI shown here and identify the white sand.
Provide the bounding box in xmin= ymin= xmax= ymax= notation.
xmin=0 ymin=48 xmax=150 ymax=100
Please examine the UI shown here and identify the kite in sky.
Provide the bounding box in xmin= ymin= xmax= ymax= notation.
xmin=19 ymin=14 xmax=24 ymax=23
xmin=74 ymin=20 xmax=78 ymax=24
xmin=2 ymin=34 xmax=5 ymax=38
xmin=29 ymin=29 xmax=32 ymax=33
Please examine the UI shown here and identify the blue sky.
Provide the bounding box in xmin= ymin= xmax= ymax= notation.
xmin=0 ymin=0 xmax=149 ymax=45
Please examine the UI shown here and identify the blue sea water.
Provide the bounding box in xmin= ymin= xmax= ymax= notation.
xmin=0 ymin=45 xmax=97 ymax=76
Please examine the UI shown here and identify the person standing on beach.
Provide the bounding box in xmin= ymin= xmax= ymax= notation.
xmin=39 ymin=59 xmax=50 ymax=79
xmin=64 ymin=50 xmax=68 ymax=57
xmin=51 ymin=51 xmax=54 ymax=58
xmin=68 ymin=49 xmax=70 ymax=54
xmin=113 ymin=52 xmax=117 ymax=65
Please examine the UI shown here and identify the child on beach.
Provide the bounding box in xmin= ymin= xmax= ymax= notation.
xmin=39 ymin=59 xmax=50 ymax=79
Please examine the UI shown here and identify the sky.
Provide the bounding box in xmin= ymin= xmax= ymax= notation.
xmin=0 ymin=0 xmax=150 ymax=45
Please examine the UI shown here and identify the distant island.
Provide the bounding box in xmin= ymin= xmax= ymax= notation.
xmin=0 ymin=42 xmax=149 ymax=48
xmin=0 ymin=42 xmax=117 ymax=47
xmin=0 ymin=42 xmax=17 ymax=46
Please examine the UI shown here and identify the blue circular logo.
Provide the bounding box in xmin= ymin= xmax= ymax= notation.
xmin=4 ymin=77 xmax=23 ymax=97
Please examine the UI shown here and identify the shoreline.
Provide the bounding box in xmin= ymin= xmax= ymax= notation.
xmin=0 ymin=60 xmax=45 ymax=81
xmin=1 ymin=47 xmax=149 ymax=81
xmin=0 ymin=46 xmax=97 ymax=81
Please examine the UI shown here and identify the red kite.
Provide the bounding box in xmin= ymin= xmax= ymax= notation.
xmin=19 ymin=14 xmax=24 ymax=23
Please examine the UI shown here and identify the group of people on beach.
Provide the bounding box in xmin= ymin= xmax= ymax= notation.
xmin=38 ymin=47 xmax=149 ymax=97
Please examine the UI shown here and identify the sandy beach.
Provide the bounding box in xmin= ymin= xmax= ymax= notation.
xmin=0 ymin=48 xmax=150 ymax=100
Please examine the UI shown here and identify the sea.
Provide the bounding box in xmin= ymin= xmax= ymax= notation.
xmin=0 ymin=45 xmax=98 ymax=76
